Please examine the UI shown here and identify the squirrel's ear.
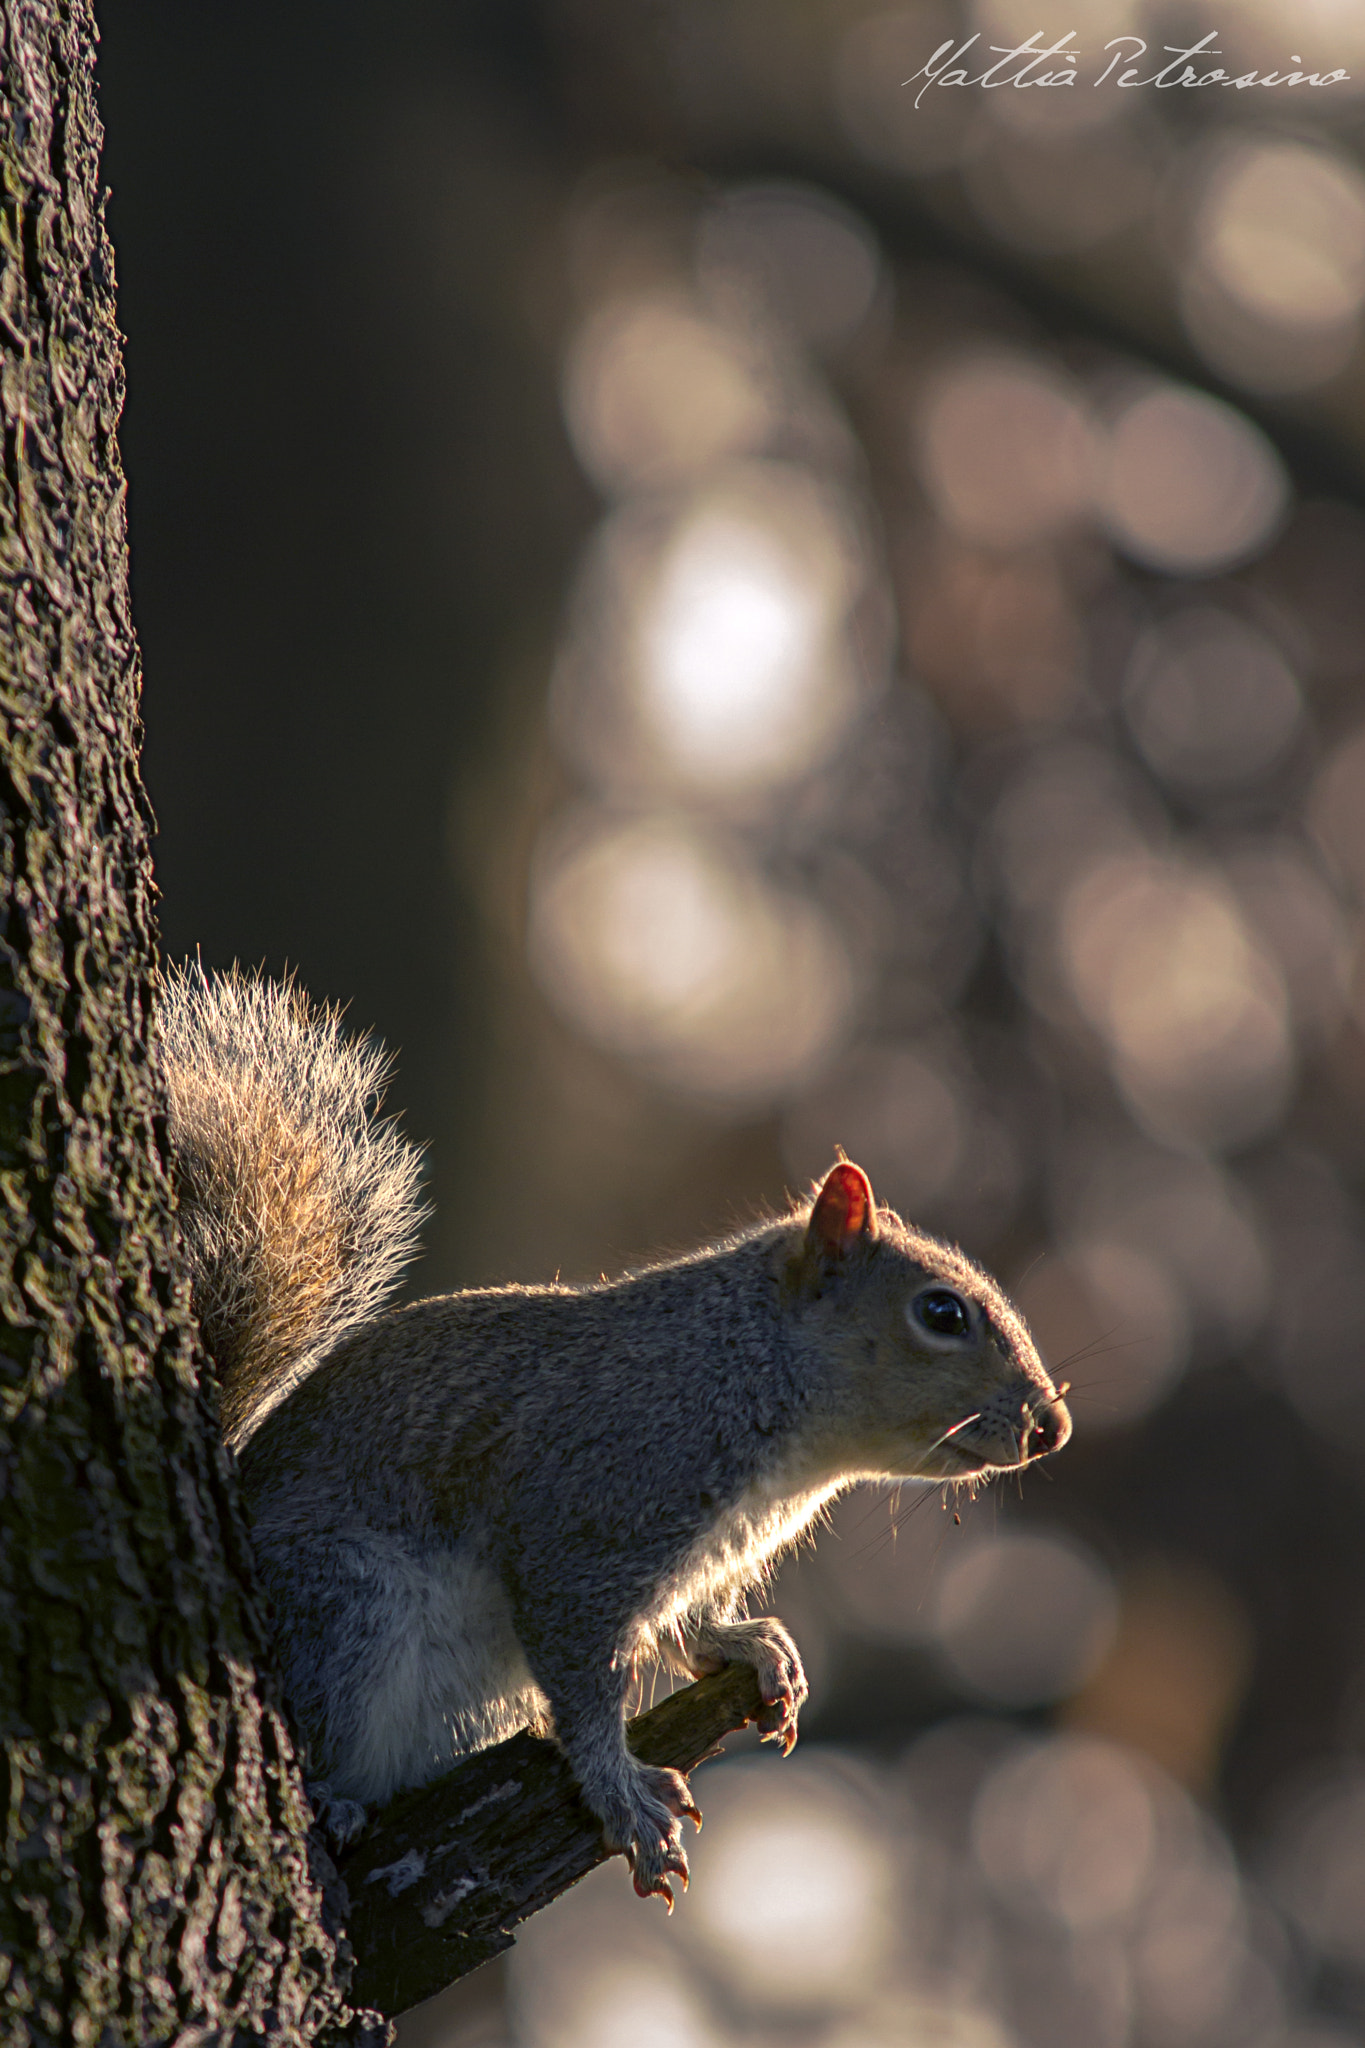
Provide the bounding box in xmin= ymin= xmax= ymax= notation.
xmin=807 ymin=1161 xmax=877 ymax=1261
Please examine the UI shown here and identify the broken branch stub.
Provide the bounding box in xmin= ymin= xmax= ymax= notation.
xmin=336 ymin=1663 xmax=764 ymax=2018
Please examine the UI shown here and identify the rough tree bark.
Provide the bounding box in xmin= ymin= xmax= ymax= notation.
xmin=0 ymin=4 xmax=375 ymax=2039
xmin=0 ymin=9 xmax=767 ymax=2040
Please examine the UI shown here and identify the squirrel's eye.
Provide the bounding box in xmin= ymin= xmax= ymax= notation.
xmin=912 ymin=1288 xmax=972 ymax=1339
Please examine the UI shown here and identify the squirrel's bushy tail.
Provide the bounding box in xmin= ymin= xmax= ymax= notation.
xmin=158 ymin=965 xmax=428 ymax=1448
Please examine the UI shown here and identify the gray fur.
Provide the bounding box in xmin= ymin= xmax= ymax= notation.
xmin=159 ymin=970 xmax=1070 ymax=1903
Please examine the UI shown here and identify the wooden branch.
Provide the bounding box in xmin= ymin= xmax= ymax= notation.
xmin=334 ymin=1664 xmax=764 ymax=2019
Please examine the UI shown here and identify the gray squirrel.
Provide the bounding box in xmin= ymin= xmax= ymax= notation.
xmin=158 ymin=966 xmax=1071 ymax=1905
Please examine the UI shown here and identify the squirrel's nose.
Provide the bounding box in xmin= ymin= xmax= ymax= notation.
xmin=1026 ymin=1394 xmax=1072 ymax=1460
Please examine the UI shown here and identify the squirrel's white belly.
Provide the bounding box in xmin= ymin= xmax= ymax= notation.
xmin=325 ymin=1533 xmax=546 ymax=1805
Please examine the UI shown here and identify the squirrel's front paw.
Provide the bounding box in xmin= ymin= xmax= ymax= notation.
xmin=601 ymin=1764 xmax=701 ymax=1910
xmin=694 ymin=1617 xmax=808 ymax=1756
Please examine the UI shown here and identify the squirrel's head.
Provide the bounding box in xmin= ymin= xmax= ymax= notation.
xmin=782 ymin=1161 xmax=1070 ymax=1487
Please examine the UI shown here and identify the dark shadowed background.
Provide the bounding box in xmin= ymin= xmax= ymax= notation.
xmin=97 ymin=3 xmax=1365 ymax=2044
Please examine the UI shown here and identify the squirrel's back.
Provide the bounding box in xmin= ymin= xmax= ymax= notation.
xmin=158 ymin=966 xmax=428 ymax=1447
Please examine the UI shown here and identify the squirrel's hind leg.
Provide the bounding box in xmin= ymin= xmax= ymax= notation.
xmin=306 ymin=1781 xmax=369 ymax=1849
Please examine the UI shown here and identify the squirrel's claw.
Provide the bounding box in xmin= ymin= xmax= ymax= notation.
xmin=631 ymin=1844 xmax=690 ymax=1910
xmin=750 ymin=1624 xmax=808 ymax=1756
xmin=607 ymin=1763 xmax=700 ymax=1909
xmin=649 ymin=1765 xmax=702 ymax=1829
xmin=755 ymin=1692 xmax=801 ymax=1755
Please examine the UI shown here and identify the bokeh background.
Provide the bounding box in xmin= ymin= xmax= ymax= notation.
xmin=98 ymin=1 xmax=1365 ymax=2043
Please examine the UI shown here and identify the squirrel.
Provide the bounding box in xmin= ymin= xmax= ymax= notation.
xmin=157 ymin=965 xmax=1071 ymax=1905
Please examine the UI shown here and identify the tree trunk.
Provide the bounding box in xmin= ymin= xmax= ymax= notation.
xmin=0 ymin=5 xmax=371 ymax=2038
xmin=0 ymin=14 xmax=777 ymax=2039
